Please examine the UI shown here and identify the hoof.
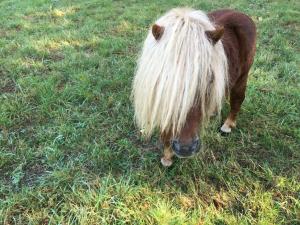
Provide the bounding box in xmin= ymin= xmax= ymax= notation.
xmin=161 ymin=157 xmax=173 ymax=167
xmin=220 ymin=128 xmax=230 ymax=136
xmin=220 ymin=123 xmax=232 ymax=135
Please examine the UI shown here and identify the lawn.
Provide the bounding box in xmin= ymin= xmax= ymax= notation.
xmin=0 ymin=0 xmax=299 ymax=224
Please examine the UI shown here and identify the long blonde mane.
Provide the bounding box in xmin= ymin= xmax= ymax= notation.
xmin=132 ymin=8 xmax=228 ymax=137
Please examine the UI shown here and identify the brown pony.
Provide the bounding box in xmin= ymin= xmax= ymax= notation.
xmin=132 ymin=8 xmax=256 ymax=166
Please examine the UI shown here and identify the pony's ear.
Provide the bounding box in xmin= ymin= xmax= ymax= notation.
xmin=205 ymin=25 xmax=224 ymax=45
xmin=152 ymin=24 xmax=165 ymax=40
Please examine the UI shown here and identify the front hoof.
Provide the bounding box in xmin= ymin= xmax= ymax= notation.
xmin=220 ymin=123 xmax=233 ymax=136
xmin=161 ymin=157 xmax=173 ymax=167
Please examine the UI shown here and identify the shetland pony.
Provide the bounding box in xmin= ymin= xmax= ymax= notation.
xmin=132 ymin=8 xmax=256 ymax=166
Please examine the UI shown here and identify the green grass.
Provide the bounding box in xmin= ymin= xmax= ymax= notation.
xmin=0 ymin=0 xmax=299 ymax=224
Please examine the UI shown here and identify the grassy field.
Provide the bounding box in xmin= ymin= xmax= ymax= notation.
xmin=0 ymin=0 xmax=299 ymax=224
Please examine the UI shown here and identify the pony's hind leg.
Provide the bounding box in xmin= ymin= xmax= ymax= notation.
xmin=221 ymin=75 xmax=248 ymax=133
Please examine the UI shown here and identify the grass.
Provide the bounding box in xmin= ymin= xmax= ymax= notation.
xmin=0 ymin=0 xmax=299 ymax=224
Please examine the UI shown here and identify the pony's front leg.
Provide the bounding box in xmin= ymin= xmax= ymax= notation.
xmin=221 ymin=113 xmax=237 ymax=133
xmin=221 ymin=75 xmax=247 ymax=133
xmin=161 ymin=146 xmax=174 ymax=167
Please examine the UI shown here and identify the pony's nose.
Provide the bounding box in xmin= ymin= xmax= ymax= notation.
xmin=171 ymin=138 xmax=201 ymax=158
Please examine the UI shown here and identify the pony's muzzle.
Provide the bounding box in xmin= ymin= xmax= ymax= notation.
xmin=171 ymin=137 xmax=201 ymax=158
